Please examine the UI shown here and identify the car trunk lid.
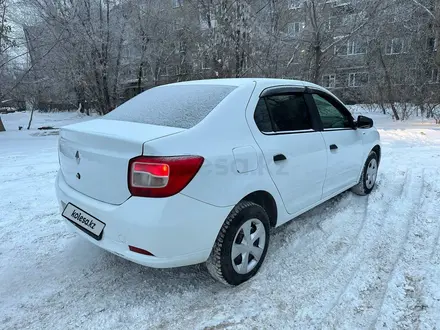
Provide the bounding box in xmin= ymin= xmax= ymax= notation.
xmin=59 ymin=119 xmax=184 ymax=205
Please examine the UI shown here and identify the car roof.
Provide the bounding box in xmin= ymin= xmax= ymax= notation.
xmin=167 ymin=78 xmax=323 ymax=89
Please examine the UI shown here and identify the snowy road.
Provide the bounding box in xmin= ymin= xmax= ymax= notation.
xmin=1 ymin=112 xmax=440 ymax=329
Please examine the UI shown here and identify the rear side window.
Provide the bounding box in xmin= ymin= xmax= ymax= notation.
xmin=257 ymin=94 xmax=312 ymax=132
xmin=104 ymin=85 xmax=236 ymax=129
xmin=254 ymin=99 xmax=273 ymax=132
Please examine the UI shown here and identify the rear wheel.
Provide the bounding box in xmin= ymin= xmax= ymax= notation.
xmin=351 ymin=151 xmax=378 ymax=196
xmin=206 ymin=201 xmax=270 ymax=286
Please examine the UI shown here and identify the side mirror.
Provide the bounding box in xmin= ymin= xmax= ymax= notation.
xmin=356 ymin=115 xmax=373 ymax=129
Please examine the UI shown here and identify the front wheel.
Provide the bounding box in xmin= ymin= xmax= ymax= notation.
xmin=206 ymin=201 xmax=270 ymax=286
xmin=351 ymin=151 xmax=379 ymax=196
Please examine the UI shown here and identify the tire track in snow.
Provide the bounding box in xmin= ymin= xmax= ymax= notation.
xmin=318 ymin=168 xmax=419 ymax=329
xmin=290 ymin=168 xmax=409 ymax=328
xmin=327 ymin=195 xmax=370 ymax=275
xmin=429 ymin=185 xmax=440 ymax=264
xmin=376 ymin=168 xmax=440 ymax=329
xmin=366 ymin=168 xmax=426 ymax=329
xmin=316 ymin=167 xmax=426 ymax=329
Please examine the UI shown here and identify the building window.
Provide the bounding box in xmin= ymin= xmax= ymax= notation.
xmin=202 ymin=55 xmax=211 ymax=70
xmin=348 ymin=72 xmax=368 ymax=87
xmin=142 ymin=65 xmax=149 ymax=78
xmin=327 ymin=17 xmax=334 ymax=31
xmin=427 ymin=37 xmax=438 ymax=52
xmin=333 ymin=0 xmax=351 ymax=7
xmin=342 ymin=14 xmax=356 ymax=26
xmin=200 ymin=12 xmax=217 ymax=30
xmin=287 ymin=22 xmax=305 ymax=35
xmin=322 ymin=74 xmax=336 ymax=88
xmin=241 ymin=55 xmax=249 ymax=71
xmin=348 ymin=40 xmax=367 ymax=55
xmin=177 ymin=40 xmax=186 ymax=53
xmin=178 ymin=65 xmax=189 ymax=75
xmin=335 ymin=40 xmax=367 ymax=56
xmin=173 ymin=18 xmax=184 ymax=31
xmin=123 ymin=67 xmax=133 ymax=76
xmin=430 ymin=68 xmax=439 ymax=83
xmin=288 ymin=0 xmax=303 ymax=9
xmin=161 ymin=65 xmax=177 ymax=76
xmin=172 ymin=0 xmax=183 ymax=8
xmin=385 ymin=38 xmax=405 ymax=55
xmin=123 ymin=47 xmax=132 ymax=59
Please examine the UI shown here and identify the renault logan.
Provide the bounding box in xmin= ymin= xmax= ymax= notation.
xmin=56 ymin=78 xmax=380 ymax=285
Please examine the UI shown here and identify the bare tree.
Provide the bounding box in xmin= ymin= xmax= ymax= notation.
xmin=21 ymin=0 xmax=128 ymax=114
xmin=0 ymin=0 xmax=16 ymax=131
xmin=1 ymin=0 xmax=437 ymax=124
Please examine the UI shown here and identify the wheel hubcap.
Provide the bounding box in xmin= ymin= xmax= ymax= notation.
xmin=231 ymin=219 xmax=266 ymax=275
xmin=365 ymin=158 xmax=378 ymax=189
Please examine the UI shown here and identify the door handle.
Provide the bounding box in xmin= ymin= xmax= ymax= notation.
xmin=273 ymin=154 xmax=287 ymax=162
xmin=330 ymin=144 xmax=338 ymax=150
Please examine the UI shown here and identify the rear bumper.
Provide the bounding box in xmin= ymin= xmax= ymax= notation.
xmin=55 ymin=171 xmax=232 ymax=268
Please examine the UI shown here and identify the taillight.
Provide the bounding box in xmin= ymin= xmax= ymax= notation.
xmin=128 ymin=156 xmax=204 ymax=198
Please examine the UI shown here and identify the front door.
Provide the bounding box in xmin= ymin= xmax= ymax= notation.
xmin=310 ymin=93 xmax=363 ymax=198
xmin=251 ymin=89 xmax=327 ymax=215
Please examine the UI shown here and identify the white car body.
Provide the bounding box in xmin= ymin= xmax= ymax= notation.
xmin=55 ymin=78 xmax=380 ymax=269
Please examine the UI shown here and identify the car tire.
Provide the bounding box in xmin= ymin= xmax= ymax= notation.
xmin=206 ymin=201 xmax=270 ymax=286
xmin=351 ymin=151 xmax=379 ymax=196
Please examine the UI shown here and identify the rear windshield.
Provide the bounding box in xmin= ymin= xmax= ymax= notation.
xmin=104 ymin=84 xmax=236 ymax=129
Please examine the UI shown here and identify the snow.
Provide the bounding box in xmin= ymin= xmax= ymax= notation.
xmin=1 ymin=110 xmax=440 ymax=329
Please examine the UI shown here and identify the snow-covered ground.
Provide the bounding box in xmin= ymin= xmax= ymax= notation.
xmin=1 ymin=110 xmax=440 ymax=329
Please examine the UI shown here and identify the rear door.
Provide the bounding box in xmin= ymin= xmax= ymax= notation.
xmin=251 ymin=87 xmax=327 ymax=215
xmin=308 ymin=91 xmax=363 ymax=198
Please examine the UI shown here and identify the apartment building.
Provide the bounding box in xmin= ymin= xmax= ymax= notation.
xmin=25 ymin=0 xmax=436 ymax=106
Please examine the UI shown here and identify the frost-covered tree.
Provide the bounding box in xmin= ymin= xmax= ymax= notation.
xmin=22 ymin=0 xmax=127 ymax=114
xmin=365 ymin=0 xmax=440 ymax=120
xmin=195 ymin=0 xmax=254 ymax=77
xmin=2 ymin=0 xmax=437 ymax=121
xmin=0 ymin=0 xmax=16 ymax=131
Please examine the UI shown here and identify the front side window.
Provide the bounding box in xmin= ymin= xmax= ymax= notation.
xmin=312 ymin=94 xmax=352 ymax=129
xmin=257 ymin=94 xmax=312 ymax=132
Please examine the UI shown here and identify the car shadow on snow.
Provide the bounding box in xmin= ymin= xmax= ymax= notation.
xmin=62 ymin=187 xmax=378 ymax=298
xmin=66 ymin=237 xmax=216 ymax=288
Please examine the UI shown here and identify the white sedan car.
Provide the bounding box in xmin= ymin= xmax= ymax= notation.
xmin=56 ymin=78 xmax=380 ymax=285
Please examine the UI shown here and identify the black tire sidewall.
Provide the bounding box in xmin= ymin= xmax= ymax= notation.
xmin=361 ymin=152 xmax=378 ymax=195
xmin=220 ymin=204 xmax=270 ymax=286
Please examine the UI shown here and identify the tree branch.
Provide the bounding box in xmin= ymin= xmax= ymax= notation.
xmin=409 ymin=0 xmax=436 ymax=19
